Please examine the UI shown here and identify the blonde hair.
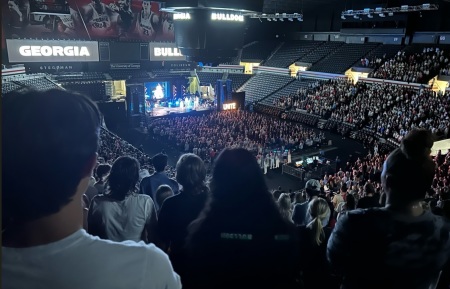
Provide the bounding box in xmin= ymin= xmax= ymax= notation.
xmin=277 ymin=193 xmax=292 ymax=221
xmin=307 ymin=198 xmax=330 ymax=246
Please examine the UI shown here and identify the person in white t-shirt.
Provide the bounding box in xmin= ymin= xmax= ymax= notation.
xmin=88 ymin=156 xmax=158 ymax=244
xmin=2 ymin=89 xmax=181 ymax=289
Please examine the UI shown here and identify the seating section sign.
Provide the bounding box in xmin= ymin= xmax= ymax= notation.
xmin=7 ymin=39 xmax=99 ymax=62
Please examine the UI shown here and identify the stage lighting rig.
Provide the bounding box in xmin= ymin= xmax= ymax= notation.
xmin=340 ymin=3 xmax=438 ymax=18
xmin=249 ymin=12 xmax=303 ymax=22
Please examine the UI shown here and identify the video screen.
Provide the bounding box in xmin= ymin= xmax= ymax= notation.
xmin=145 ymin=81 xmax=169 ymax=101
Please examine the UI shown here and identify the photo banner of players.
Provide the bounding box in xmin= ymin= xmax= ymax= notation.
xmin=6 ymin=39 xmax=99 ymax=62
xmin=2 ymin=0 xmax=174 ymax=41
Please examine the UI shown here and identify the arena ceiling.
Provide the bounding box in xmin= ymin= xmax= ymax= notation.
xmin=262 ymin=0 xmax=443 ymax=13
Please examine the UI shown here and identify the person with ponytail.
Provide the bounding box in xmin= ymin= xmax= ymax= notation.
xmin=88 ymin=156 xmax=159 ymax=244
xmin=298 ymin=198 xmax=338 ymax=289
xmin=328 ymin=129 xmax=450 ymax=289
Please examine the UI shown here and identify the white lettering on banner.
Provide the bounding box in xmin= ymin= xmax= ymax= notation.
xmin=223 ymin=103 xmax=236 ymax=110
xmin=39 ymin=65 xmax=74 ymax=70
xmin=211 ymin=13 xmax=244 ymax=22
xmin=174 ymin=13 xmax=190 ymax=20
xmin=154 ymin=47 xmax=183 ymax=57
xmin=19 ymin=46 xmax=91 ymax=57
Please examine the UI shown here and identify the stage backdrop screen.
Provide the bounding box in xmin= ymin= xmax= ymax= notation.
xmin=6 ymin=39 xmax=99 ymax=63
xmin=145 ymin=81 xmax=170 ymax=100
xmin=2 ymin=0 xmax=174 ymax=42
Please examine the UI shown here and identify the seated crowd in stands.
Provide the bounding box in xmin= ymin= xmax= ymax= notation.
xmin=371 ymin=47 xmax=449 ymax=83
xmin=265 ymin=79 xmax=450 ymax=142
xmin=3 ymin=89 xmax=450 ymax=289
xmin=272 ymin=79 xmax=354 ymax=118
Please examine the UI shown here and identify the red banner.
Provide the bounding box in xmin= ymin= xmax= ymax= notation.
xmin=2 ymin=0 xmax=174 ymax=42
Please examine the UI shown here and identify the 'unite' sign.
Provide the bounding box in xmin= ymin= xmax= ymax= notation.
xmin=223 ymin=103 xmax=236 ymax=110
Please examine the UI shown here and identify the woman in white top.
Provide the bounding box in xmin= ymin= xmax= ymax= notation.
xmin=88 ymin=156 xmax=158 ymax=243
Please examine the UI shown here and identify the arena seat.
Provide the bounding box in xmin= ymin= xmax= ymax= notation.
xmin=237 ymin=73 xmax=294 ymax=103
xmin=263 ymin=41 xmax=323 ymax=68
xmin=241 ymin=41 xmax=281 ymax=63
xmin=226 ymin=73 xmax=253 ymax=92
xmin=310 ymin=43 xmax=380 ymax=74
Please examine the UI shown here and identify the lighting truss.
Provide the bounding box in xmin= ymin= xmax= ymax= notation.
xmin=250 ymin=12 xmax=303 ymax=22
xmin=341 ymin=3 xmax=438 ymax=18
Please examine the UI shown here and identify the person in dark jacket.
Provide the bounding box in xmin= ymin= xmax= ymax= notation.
xmin=184 ymin=148 xmax=300 ymax=289
xmin=327 ymin=129 xmax=450 ymax=289
xmin=158 ymin=153 xmax=209 ymax=278
xmin=140 ymin=153 xmax=179 ymax=210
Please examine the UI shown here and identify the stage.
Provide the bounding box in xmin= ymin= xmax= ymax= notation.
xmin=148 ymin=105 xmax=215 ymax=118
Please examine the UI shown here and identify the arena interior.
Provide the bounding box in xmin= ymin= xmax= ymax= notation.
xmin=2 ymin=0 xmax=450 ymax=288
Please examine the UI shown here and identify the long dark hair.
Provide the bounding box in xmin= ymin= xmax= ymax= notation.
xmin=188 ymin=148 xmax=286 ymax=236
xmin=107 ymin=156 xmax=140 ymax=200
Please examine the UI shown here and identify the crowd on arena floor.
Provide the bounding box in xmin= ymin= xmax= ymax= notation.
xmin=148 ymin=110 xmax=326 ymax=160
xmin=370 ymin=47 xmax=450 ymax=84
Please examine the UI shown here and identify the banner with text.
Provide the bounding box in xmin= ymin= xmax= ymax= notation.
xmin=149 ymin=42 xmax=185 ymax=61
xmin=7 ymin=39 xmax=99 ymax=62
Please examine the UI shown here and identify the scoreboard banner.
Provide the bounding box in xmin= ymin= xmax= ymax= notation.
xmin=7 ymin=39 xmax=99 ymax=62
xmin=149 ymin=42 xmax=186 ymax=61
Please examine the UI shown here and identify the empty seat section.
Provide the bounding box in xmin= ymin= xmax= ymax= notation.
xmin=310 ymin=43 xmax=380 ymax=74
xmin=237 ymin=73 xmax=294 ymax=103
xmin=263 ymin=41 xmax=322 ymax=68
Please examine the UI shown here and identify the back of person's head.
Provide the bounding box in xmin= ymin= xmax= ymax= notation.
xmin=155 ymin=185 xmax=174 ymax=209
xmin=307 ymin=198 xmax=330 ymax=246
xmin=364 ymin=182 xmax=376 ymax=196
xmin=305 ymin=179 xmax=321 ymax=198
xmin=152 ymin=153 xmax=168 ymax=172
xmin=210 ymin=148 xmax=271 ymax=207
xmin=294 ymin=191 xmax=304 ymax=203
xmin=340 ymin=183 xmax=348 ymax=193
xmin=382 ymin=129 xmax=435 ymax=206
xmin=278 ymin=193 xmax=292 ymax=213
xmin=345 ymin=193 xmax=356 ymax=210
xmin=3 ymin=89 xmax=100 ymax=224
xmin=176 ymin=153 xmax=207 ymax=194
xmin=107 ymin=156 xmax=140 ymax=200
xmin=96 ymin=164 xmax=112 ymax=181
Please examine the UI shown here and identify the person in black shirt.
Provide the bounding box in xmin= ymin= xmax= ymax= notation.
xmin=185 ymin=148 xmax=300 ymax=289
xmin=357 ymin=183 xmax=381 ymax=209
xmin=328 ymin=129 xmax=450 ymax=289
